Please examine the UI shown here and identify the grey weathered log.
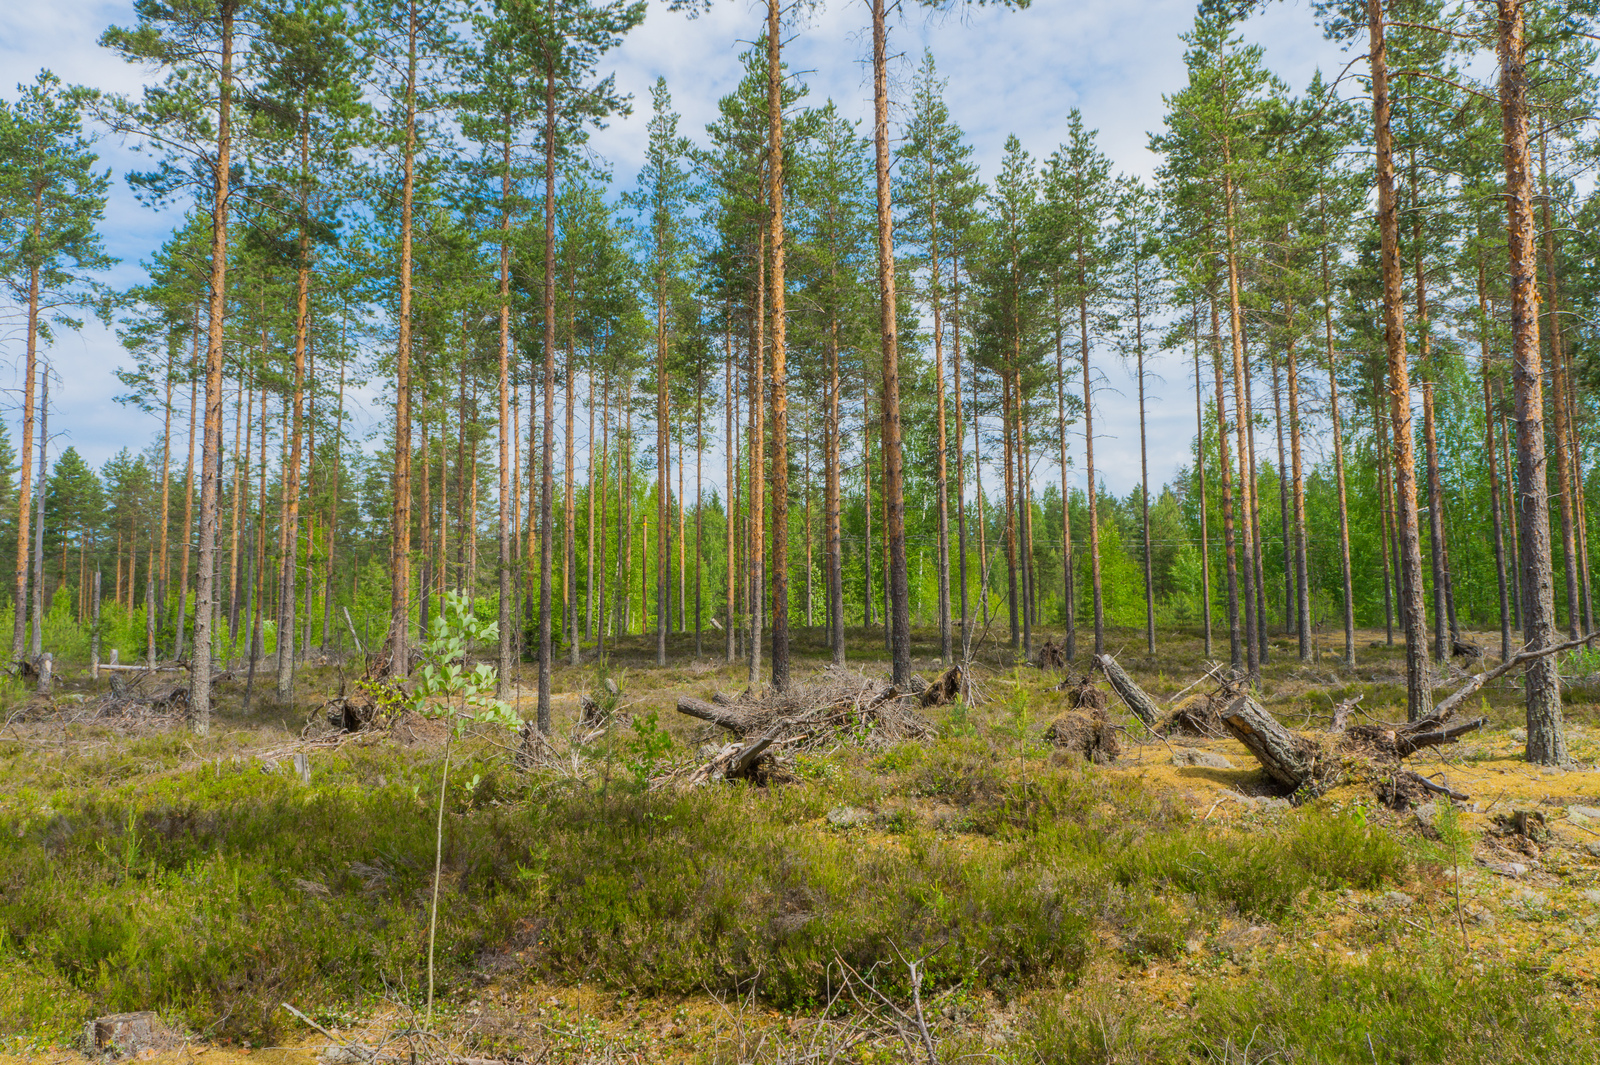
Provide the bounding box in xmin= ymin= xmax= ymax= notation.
xmin=711 ymin=690 xmax=737 ymax=705
xmin=1329 ymin=692 xmax=1363 ymax=733
xmin=1395 ymin=716 xmax=1486 ymax=757
xmin=36 ymin=652 xmax=52 ymax=695
xmin=677 ymin=695 xmax=749 ymax=733
xmin=1218 ymin=693 xmax=1312 ymax=790
xmin=1406 ymin=771 xmax=1470 ymax=802
xmin=730 ymin=727 xmax=780 ymax=776
xmin=86 ymin=1012 xmax=182 ymax=1056
xmin=1093 ymin=653 xmax=1161 ymax=725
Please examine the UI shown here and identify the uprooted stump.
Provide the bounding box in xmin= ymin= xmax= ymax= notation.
xmin=1214 ymin=686 xmax=1484 ymax=806
xmin=1105 ymin=661 xmax=1491 ymax=808
xmin=1043 ymin=707 xmax=1120 ymax=764
xmin=1158 ymin=692 xmax=1225 ymax=738
xmin=1051 ymin=672 xmax=1107 ymax=710
xmin=1035 ymin=639 xmax=1068 ymax=671
xmin=920 ymin=664 xmax=970 ymax=707
xmin=684 ymin=727 xmax=788 ymax=786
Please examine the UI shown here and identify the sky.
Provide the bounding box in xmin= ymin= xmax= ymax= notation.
xmin=0 ymin=0 xmax=1357 ymax=498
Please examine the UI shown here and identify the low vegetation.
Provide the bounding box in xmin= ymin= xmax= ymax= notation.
xmin=2 ymin=626 xmax=1599 ymax=1063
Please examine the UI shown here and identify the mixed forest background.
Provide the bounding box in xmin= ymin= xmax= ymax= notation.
xmin=1 ymin=0 xmax=1597 ymax=754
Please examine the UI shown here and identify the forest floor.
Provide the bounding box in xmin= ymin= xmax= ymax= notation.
xmin=3 ymin=623 xmax=1600 ymax=1063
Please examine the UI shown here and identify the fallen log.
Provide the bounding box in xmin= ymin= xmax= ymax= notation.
xmin=684 ymin=726 xmax=783 ymax=786
xmin=677 ymin=695 xmax=752 ymax=733
xmin=1094 ymin=653 xmax=1161 ymax=725
xmin=1218 ymin=693 xmax=1313 ymax=790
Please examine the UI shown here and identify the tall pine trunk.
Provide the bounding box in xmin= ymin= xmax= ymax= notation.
xmin=1370 ymin=0 xmax=1431 ymax=717
xmin=191 ymin=0 xmax=235 ymax=734
xmin=495 ymin=131 xmax=514 ymax=697
xmin=536 ymin=21 xmax=557 ymax=732
xmin=1221 ymin=158 xmax=1258 ymax=681
xmin=1192 ymin=303 xmax=1212 ymax=659
xmin=870 ymin=0 xmax=910 ymax=684
xmin=1538 ymin=121 xmax=1582 ymax=637
xmin=388 ymin=0 xmax=417 ymax=680
xmin=1499 ymin=0 xmax=1565 ymax=763
xmin=1079 ymin=267 xmax=1103 ymax=655
xmin=1211 ymin=293 xmax=1240 ymax=670
xmin=767 ymin=1 xmax=791 ymax=690
xmin=1319 ymin=204 xmax=1355 ymax=667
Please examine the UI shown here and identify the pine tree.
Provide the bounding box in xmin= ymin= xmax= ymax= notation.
xmin=0 ymin=70 xmax=113 ymax=662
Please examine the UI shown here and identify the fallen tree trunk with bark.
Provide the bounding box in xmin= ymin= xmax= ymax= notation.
xmin=1094 ymin=654 xmax=1161 ymax=725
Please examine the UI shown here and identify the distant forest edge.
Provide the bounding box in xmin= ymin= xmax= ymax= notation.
xmin=0 ymin=0 xmax=1592 ymax=759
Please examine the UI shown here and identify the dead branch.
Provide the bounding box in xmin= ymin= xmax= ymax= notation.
xmin=1433 ymin=632 xmax=1600 ymax=719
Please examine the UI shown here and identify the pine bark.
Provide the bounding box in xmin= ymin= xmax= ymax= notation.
xmin=191 ymin=0 xmax=235 ymax=733
xmin=495 ymin=132 xmax=513 ymax=697
xmin=871 ymin=0 xmax=910 ymax=685
xmin=1498 ymin=0 xmax=1566 ymax=763
xmin=388 ymin=0 xmax=417 ymax=680
xmin=1370 ymin=0 xmax=1432 ymax=718
xmin=767 ymin=0 xmax=791 ymax=690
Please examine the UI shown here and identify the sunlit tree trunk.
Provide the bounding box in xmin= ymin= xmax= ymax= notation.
xmin=388 ymin=0 xmax=417 ymax=681
xmin=1319 ymin=205 xmax=1355 ymax=667
xmin=1191 ymin=302 xmax=1212 ymax=659
xmin=767 ymin=0 xmax=791 ymax=689
xmin=1211 ymin=293 xmax=1239 ymax=670
xmin=1221 ymin=156 xmax=1257 ymax=681
xmin=1499 ymin=0 xmax=1565 ymax=762
xmin=537 ymin=23 xmax=557 ymax=731
xmin=870 ymin=0 xmax=910 ymax=684
xmin=495 ymin=131 xmax=514 ymax=697
xmin=748 ymin=228 xmax=765 ymax=685
xmin=1370 ymin=0 xmax=1431 ymax=717
xmin=1079 ymin=256 xmax=1103 ymax=656
xmin=191 ymin=0 xmax=236 ymax=732
xmin=1537 ymin=120 xmax=1581 ymax=637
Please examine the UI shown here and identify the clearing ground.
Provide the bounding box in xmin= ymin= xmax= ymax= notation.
xmin=3 ymin=624 xmax=1600 ymax=1064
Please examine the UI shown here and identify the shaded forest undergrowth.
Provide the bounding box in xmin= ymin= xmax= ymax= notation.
xmin=5 ymin=626 xmax=1600 ymax=1063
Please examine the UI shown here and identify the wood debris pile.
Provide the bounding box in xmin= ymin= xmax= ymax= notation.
xmin=677 ymin=665 xmax=935 ymax=753
xmin=64 ymin=674 xmax=191 ymax=728
xmin=1157 ymin=693 xmax=1226 ymax=738
xmin=671 ymin=666 xmax=939 ymax=786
